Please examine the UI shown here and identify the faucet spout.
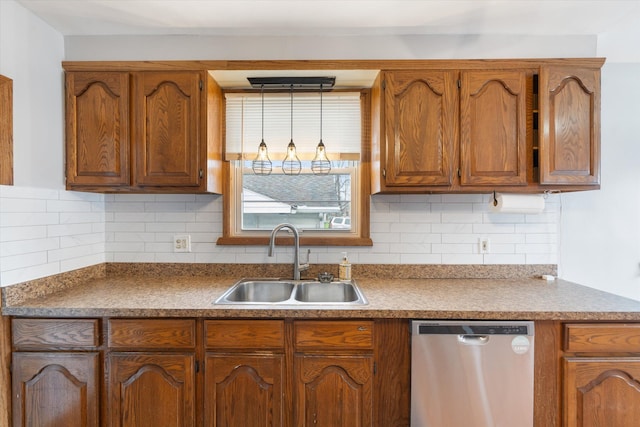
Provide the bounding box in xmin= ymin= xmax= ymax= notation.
xmin=268 ymin=223 xmax=308 ymax=280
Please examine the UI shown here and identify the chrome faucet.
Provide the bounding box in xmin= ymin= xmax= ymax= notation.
xmin=268 ymin=223 xmax=309 ymax=280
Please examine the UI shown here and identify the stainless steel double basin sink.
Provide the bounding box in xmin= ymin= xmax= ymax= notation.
xmin=214 ymin=278 xmax=368 ymax=305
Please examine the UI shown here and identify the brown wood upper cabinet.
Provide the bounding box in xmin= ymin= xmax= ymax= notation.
xmin=539 ymin=65 xmax=601 ymax=186
xmin=65 ymin=70 xmax=222 ymax=193
xmin=373 ymin=68 xmax=528 ymax=192
xmin=372 ymin=59 xmax=604 ymax=193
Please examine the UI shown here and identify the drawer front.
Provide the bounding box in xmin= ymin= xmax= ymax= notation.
xmin=205 ymin=320 xmax=284 ymax=350
xmin=295 ymin=321 xmax=374 ymax=350
xmin=108 ymin=319 xmax=196 ymax=349
xmin=565 ymin=323 xmax=640 ymax=353
xmin=12 ymin=318 xmax=100 ymax=349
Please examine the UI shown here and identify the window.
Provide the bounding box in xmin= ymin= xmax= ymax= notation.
xmin=218 ymin=90 xmax=371 ymax=246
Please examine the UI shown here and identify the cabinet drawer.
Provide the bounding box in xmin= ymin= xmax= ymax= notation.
xmin=12 ymin=318 xmax=100 ymax=349
xmin=564 ymin=323 xmax=640 ymax=353
xmin=108 ymin=319 xmax=196 ymax=349
xmin=295 ymin=321 xmax=373 ymax=350
xmin=205 ymin=320 xmax=284 ymax=350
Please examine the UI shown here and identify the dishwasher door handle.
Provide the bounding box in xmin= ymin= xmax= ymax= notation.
xmin=458 ymin=335 xmax=490 ymax=345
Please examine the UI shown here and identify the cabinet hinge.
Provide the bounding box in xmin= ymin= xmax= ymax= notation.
xmin=382 ymin=168 xmax=386 ymax=178
xmin=195 ymin=360 xmax=200 ymax=373
xmin=199 ymin=169 xmax=204 ymax=179
xmin=199 ymin=80 xmax=203 ymax=91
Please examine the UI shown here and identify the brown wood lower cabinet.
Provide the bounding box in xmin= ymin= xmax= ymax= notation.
xmin=562 ymin=323 xmax=640 ymax=427
xmin=12 ymin=352 xmax=100 ymax=427
xmin=6 ymin=317 xmax=407 ymax=427
xmin=294 ymin=354 xmax=373 ymax=427
xmin=108 ymin=352 xmax=196 ymax=427
xmin=205 ymin=354 xmax=284 ymax=427
xmin=563 ymin=358 xmax=640 ymax=427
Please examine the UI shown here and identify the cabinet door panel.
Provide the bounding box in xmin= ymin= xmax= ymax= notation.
xmin=108 ymin=352 xmax=195 ymax=427
xmin=564 ymin=357 xmax=640 ymax=427
xmin=133 ymin=72 xmax=202 ymax=188
xmin=12 ymin=352 xmax=99 ymax=427
xmin=460 ymin=70 xmax=528 ymax=186
xmin=539 ymin=66 xmax=600 ymax=185
xmin=205 ymin=354 xmax=284 ymax=427
xmin=295 ymin=354 xmax=373 ymax=427
xmin=66 ymin=72 xmax=130 ymax=188
xmin=384 ymin=71 xmax=458 ymax=186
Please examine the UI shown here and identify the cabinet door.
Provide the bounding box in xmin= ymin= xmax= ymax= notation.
xmin=132 ymin=71 xmax=203 ymax=188
xmin=563 ymin=357 xmax=640 ymax=427
xmin=108 ymin=352 xmax=196 ymax=427
xmin=460 ymin=70 xmax=528 ymax=186
xmin=539 ymin=66 xmax=600 ymax=185
xmin=205 ymin=354 xmax=284 ymax=427
xmin=65 ymin=72 xmax=130 ymax=188
xmin=12 ymin=352 xmax=99 ymax=427
xmin=294 ymin=354 xmax=373 ymax=427
xmin=383 ymin=70 xmax=458 ymax=186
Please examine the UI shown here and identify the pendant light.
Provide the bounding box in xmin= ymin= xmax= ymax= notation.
xmin=251 ymin=84 xmax=272 ymax=175
xmin=282 ymin=84 xmax=302 ymax=175
xmin=311 ymin=83 xmax=331 ymax=175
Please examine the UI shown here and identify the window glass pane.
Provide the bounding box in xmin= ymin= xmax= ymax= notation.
xmin=241 ymin=160 xmax=354 ymax=231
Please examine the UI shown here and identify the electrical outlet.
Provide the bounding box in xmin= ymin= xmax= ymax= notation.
xmin=479 ymin=238 xmax=490 ymax=254
xmin=174 ymin=235 xmax=191 ymax=253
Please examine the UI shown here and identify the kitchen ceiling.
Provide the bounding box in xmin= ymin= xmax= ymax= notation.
xmin=14 ymin=0 xmax=640 ymax=38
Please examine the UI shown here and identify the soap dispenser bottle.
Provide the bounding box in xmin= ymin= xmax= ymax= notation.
xmin=339 ymin=252 xmax=352 ymax=281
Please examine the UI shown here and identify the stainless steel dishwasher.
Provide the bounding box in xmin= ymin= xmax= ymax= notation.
xmin=411 ymin=320 xmax=535 ymax=427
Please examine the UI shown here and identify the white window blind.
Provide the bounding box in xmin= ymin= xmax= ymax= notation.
xmin=225 ymin=92 xmax=361 ymax=161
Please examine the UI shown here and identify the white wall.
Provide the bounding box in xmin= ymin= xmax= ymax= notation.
xmin=558 ymin=63 xmax=640 ymax=301
xmin=0 ymin=1 xmax=106 ymax=286
xmin=0 ymin=0 xmax=65 ymax=188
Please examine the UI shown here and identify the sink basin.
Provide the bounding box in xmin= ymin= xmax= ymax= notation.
xmin=293 ymin=282 xmax=360 ymax=303
xmin=221 ymin=280 xmax=295 ymax=303
xmin=214 ymin=278 xmax=367 ymax=305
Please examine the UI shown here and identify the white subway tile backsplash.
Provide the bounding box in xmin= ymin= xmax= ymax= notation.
xmin=1 ymin=189 xmax=560 ymax=286
xmin=1 ymin=225 xmax=47 ymax=242
xmin=1 ymin=237 xmax=60 ymax=257
xmin=1 ymin=212 xmax=60 ymax=227
xmin=484 ymin=254 xmax=526 ymax=264
xmin=442 ymin=254 xmax=485 ymax=264
xmin=400 ymin=253 xmax=442 ymax=264
xmin=1 ymin=198 xmax=47 ymax=212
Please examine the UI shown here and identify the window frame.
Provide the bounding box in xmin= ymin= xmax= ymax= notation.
xmin=217 ymin=89 xmax=372 ymax=246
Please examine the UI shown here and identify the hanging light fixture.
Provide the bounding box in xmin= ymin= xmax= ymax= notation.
xmin=282 ymin=84 xmax=302 ymax=175
xmin=251 ymin=84 xmax=272 ymax=175
xmin=311 ymin=83 xmax=331 ymax=175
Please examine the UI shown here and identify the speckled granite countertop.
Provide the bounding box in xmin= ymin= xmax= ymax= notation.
xmin=3 ymin=267 xmax=640 ymax=320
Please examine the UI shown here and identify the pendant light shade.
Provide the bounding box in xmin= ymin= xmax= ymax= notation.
xmin=311 ymin=83 xmax=331 ymax=175
xmin=252 ymin=84 xmax=272 ymax=175
xmin=282 ymin=85 xmax=302 ymax=175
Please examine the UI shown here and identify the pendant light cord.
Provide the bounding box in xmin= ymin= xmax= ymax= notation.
xmin=260 ymin=84 xmax=265 ymax=141
xmin=320 ymin=83 xmax=323 ymax=141
xmin=290 ymin=84 xmax=293 ymax=142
